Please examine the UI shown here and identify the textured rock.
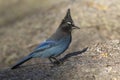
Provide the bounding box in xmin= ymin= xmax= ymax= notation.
xmin=0 ymin=40 xmax=120 ymax=80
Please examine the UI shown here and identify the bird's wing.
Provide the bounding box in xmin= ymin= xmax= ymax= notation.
xmin=31 ymin=40 xmax=57 ymax=53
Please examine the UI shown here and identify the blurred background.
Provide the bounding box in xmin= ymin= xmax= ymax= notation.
xmin=0 ymin=0 xmax=119 ymax=69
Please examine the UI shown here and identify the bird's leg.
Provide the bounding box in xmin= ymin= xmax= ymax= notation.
xmin=49 ymin=57 xmax=54 ymax=64
xmin=50 ymin=57 xmax=62 ymax=65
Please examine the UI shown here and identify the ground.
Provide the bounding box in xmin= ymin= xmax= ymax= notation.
xmin=0 ymin=40 xmax=120 ymax=80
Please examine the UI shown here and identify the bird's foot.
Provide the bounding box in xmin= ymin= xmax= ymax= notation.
xmin=53 ymin=60 xmax=63 ymax=66
xmin=50 ymin=60 xmax=63 ymax=68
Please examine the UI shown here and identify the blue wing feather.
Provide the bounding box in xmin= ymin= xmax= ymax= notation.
xmin=35 ymin=41 xmax=55 ymax=49
xmin=33 ymin=40 xmax=56 ymax=53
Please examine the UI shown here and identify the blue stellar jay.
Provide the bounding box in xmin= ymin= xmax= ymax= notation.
xmin=11 ymin=9 xmax=80 ymax=69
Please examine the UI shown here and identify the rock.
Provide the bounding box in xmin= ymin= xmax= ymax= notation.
xmin=0 ymin=40 xmax=120 ymax=80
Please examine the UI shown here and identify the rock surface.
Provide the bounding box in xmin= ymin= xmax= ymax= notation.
xmin=0 ymin=40 xmax=120 ymax=80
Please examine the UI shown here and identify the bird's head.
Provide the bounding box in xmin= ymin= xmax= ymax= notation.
xmin=59 ymin=9 xmax=80 ymax=33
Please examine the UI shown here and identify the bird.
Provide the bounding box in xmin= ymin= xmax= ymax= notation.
xmin=11 ymin=9 xmax=80 ymax=69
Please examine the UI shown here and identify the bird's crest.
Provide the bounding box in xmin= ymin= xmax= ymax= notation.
xmin=58 ymin=9 xmax=79 ymax=30
xmin=59 ymin=9 xmax=74 ymax=26
xmin=63 ymin=9 xmax=73 ymax=24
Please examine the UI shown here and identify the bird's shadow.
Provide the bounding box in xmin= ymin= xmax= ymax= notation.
xmin=53 ymin=47 xmax=88 ymax=65
xmin=13 ymin=47 xmax=88 ymax=69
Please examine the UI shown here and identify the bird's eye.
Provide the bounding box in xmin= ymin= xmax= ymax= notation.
xmin=67 ymin=22 xmax=72 ymax=25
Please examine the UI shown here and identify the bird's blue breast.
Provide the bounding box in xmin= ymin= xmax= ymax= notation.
xmin=32 ymin=35 xmax=71 ymax=58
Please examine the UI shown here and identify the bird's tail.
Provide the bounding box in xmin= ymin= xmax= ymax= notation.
xmin=11 ymin=55 xmax=32 ymax=69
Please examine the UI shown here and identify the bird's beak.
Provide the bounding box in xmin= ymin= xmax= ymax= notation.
xmin=72 ymin=25 xmax=80 ymax=29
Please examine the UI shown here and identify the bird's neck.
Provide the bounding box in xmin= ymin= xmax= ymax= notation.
xmin=47 ymin=29 xmax=71 ymax=41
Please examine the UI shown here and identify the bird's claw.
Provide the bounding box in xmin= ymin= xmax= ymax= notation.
xmin=53 ymin=60 xmax=63 ymax=65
